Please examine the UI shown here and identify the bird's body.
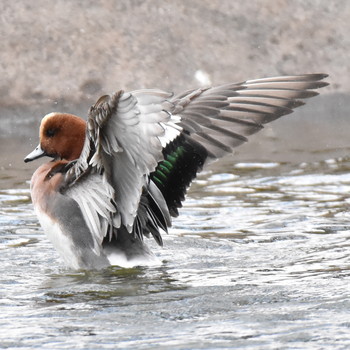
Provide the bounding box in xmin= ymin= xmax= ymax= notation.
xmin=25 ymin=74 xmax=328 ymax=269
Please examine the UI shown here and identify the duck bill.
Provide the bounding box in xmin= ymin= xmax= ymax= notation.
xmin=24 ymin=144 xmax=47 ymax=163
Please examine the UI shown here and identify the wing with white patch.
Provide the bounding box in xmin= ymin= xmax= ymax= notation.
xmin=71 ymin=89 xmax=181 ymax=233
xmin=67 ymin=74 xmax=328 ymax=242
xmin=150 ymin=74 xmax=328 ymax=217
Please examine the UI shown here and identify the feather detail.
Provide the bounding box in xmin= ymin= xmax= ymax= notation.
xmin=65 ymin=73 xmax=328 ymax=249
xmin=169 ymin=73 xmax=328 ymax=159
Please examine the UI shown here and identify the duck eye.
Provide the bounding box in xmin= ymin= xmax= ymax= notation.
xmin=46 ymin=129 xmax=56 ymax=137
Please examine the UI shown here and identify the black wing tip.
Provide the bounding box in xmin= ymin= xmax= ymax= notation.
xmin=293 ymin=100 xmax=306 ymax=108
xmin=313 ymin=80 xmax=329 ymax=89
xmin=287 ymin=73 xmax=329 ymax=88
xmin=281 ymin=73 xmax=329 ymax=81
xmin=310 ymin=73 xmax=329 ymax=80
xmin=294 ymin=73 xmax=328 ymax=80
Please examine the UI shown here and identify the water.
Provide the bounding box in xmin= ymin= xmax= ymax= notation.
xmin=0 ymin=97 xmax=350 ymax=349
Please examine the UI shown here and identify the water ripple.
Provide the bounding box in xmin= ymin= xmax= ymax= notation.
xmin=1 ymin=157 xmax=350 ymax=349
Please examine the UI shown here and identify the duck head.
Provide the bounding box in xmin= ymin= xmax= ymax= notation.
xmin=24 ymin=113 xmax=86 ymax=163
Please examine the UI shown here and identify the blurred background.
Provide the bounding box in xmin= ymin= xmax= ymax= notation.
xmin=0 ymin=0 xmax=349 ymax=188
xmin=1 ymin=3 xmax=350 ymax=347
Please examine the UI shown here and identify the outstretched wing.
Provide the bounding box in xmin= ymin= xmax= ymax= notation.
xmin=65 ymin=73 xmax=328 ymax=245
xmin=151 ymin=73 xmax=328 ymax=216
xmin=171 ymin=74 xmax=328 ymax=158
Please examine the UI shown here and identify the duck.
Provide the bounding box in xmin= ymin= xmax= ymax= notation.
xmin=24 ymin=74 xmax=328 ymax=269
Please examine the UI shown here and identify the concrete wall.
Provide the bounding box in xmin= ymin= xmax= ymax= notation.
xmin=0 ymin=0 xmax=347 ymax=112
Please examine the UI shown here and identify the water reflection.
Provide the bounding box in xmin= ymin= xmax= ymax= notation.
xmin=39 ymin=266 xmax=188 ymax=306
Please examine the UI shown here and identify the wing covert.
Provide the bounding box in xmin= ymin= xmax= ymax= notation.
xmin=71 ymin=89 xmax=180 ymax=233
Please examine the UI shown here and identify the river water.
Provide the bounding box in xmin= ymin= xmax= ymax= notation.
xmin=0 ymin=94 xmax=349 ymax=349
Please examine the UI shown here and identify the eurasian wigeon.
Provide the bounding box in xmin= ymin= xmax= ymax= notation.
xmin=25 ymin=74 xmax=328 ymax=270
